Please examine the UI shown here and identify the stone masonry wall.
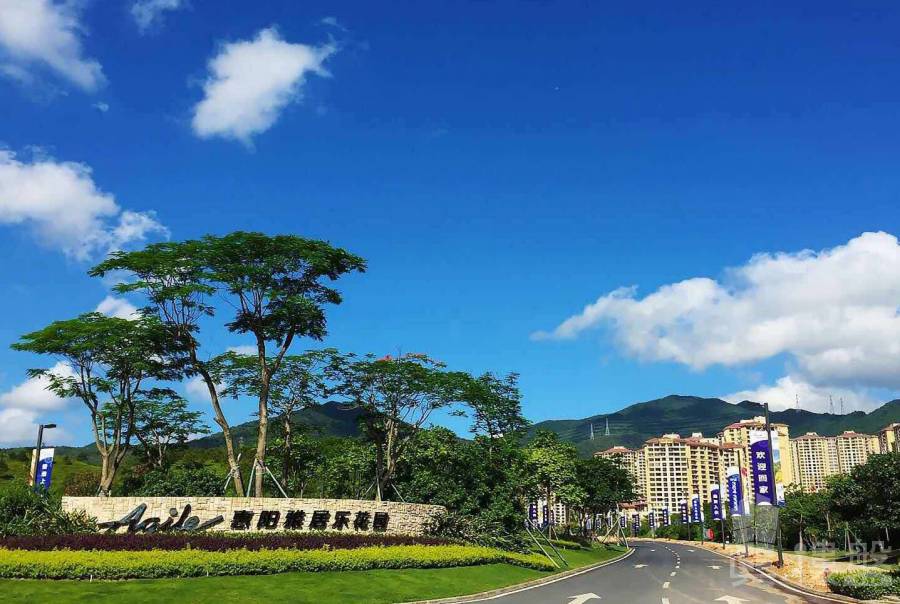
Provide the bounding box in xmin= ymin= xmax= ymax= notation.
xmin=62 ymin=497 xmax=446 ymax=536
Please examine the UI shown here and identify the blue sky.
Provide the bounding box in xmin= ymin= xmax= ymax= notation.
xmin=2 ymin=1 xmax=900 ymax=446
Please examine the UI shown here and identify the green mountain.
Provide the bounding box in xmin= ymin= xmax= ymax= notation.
xmin=189 ymin=401 xmax=366 ymax=448
xmin=527 ymin=395 xmax=900 ymax=457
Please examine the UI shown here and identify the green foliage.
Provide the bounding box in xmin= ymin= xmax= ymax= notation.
xmin=779 ymin=486 xmax=832 ymax=548
xmin=134 ymin=390 xmax=208 ymax=468
xmin=11 ymin=312 xmax=186 ymax=495
xmin=121 ymin=463 xmax=223 ymax=497
xmin=333 ymin=353 xmax=470 ymax=499
xmin=828 ymin=453 xmax=900 ymax=535
xmin=573 ymin=456 xmax=636 ymax=518
xmin=826 ymin=570 xmax=900 ymax=599
xmin=460 ymin=372 xmax=530 ymax=440
xmin=396 ymin=428 xmax=533 ymax=538
xmin=62 ymin=469 xmax=101 ymax=496
xmin=0 ymin=545 xmax=554 ymax=579
xmin=526 ymin=430 xmax=582 ymax=509
xmin=0 ymin=482 xmax=95 ymax=537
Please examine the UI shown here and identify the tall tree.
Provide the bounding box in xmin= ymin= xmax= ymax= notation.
xmin=211 ymin=349 xmax=338 ymax=488
xmin=198 ymin=233 xmax=365 ymax=496
xmin=91 ymin=232 xmax=366 ymax=497
xmin=12 ymin=313 xmax=179 ymax=495
xmin=462 ymin=372 xmax=529 ymax=454
xmin=525 ymin=430 xmax=582 ymax=530
xmin=89 ymin=241 xmax=247 ymax=494
xmin=334 ymin=353 xmax=468 ymax=501
xmin=133 ymin=389 xmax=209 ymax=469
xmin=573 ymin=456 xmax=636 ymax=532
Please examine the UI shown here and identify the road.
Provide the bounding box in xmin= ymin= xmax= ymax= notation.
xmin=469 ymin=540 xmax=839 ymax=604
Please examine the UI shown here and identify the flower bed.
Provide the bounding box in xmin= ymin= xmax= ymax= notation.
xmin=0 ymin=531 xmax=449 ymax=552
xmin=0 ymin=544 xmax=555 ymax=579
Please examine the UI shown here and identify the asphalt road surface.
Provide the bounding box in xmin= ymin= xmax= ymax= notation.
xmin=468 ymin=541 xmax=841 ymax=604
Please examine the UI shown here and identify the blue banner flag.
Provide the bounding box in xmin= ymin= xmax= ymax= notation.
xmin=726 ymin=466 xmax=745 ymax=516
xmin=662 ymin=508 xmax=670 ymax=526
xmin=33 ymin=448 xmax=55 ymax=490
xmin=749 ymin=430 xmax=776 ymax=506
xmin=619 ymin=514 xmax=626 ymax=528
xmin=690 ymin=494 xmax=702 ymax=523
xmin=631 ymin=513 xmax=640 ymax=536
xmin=710 ymin=485 xmax=724 ymax=521
xmin=648 ymin=511 xmax=656 ymax=529
xmin=528 ymin=503 xmax=538 ymax=521
xmin=679 ymin=500 xmax=688 ymax=523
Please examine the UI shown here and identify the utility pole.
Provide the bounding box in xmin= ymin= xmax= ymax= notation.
xmin=764 ymin=403 xmax=784 ymax=568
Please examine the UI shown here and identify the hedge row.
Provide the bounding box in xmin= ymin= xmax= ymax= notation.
xmin=826 ymin=570 xmax=900 ymax=600
xmin=0 ymin=545 xmax=555 ymax=579
xmin=0 ymin=531 xmax=449 ymax=552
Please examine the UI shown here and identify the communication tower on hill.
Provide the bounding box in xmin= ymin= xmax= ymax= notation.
xmin=605 ymin=417 xmax=610 ymax=436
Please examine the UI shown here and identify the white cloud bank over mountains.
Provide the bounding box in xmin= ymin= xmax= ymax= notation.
xmin=192 ymin=27 xmax=335 ymax=145
xmin=534 ymin=232 xmax=900 ymax=412
xmin=0 ymin=0 xmax=105 ymax=91
xmin=0 ymin=150 xmax=167 ymax=260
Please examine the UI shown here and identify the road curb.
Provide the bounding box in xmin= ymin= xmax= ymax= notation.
xmin=401 ymin=547 xmax=634 ymax=604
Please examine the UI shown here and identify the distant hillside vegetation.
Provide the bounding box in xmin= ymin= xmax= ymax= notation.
xmin=526 ymin=395 xmax=900 ymax=457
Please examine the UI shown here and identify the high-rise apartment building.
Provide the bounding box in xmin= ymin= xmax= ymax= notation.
xmin=719 ymin=416 xmax=796 ymax=502
xmin=640 ymin=433 xmax=723 ymax=513
xmin=789 ymin=430 xmax=880 ymax=492
xmin=595 ymin=445 xmax=646 ymax=499
xmin=878 ymin=423 xmax=900 ymax=453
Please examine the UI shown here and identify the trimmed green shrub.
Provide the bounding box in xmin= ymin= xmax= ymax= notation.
xmin=548 ymin=538 xmax=584 ymax=550
xmin=0 ymin=544 xmax=555 ymax=579
xmin=0 ymin=481 xmax=95 ymax=537
xmin=826 ymin=570 xmax=900 ymax=600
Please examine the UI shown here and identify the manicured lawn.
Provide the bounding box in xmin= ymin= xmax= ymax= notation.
xmin=0 ymin=545 xmax=626 ymax=603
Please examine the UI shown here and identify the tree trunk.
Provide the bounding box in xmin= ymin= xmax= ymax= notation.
xmin=254 ymin=401 xmax=267 ymax=497
xmin=196 ymin=363 xmax=244 ymax=495
xmin=98 ymin=452 xmax=113 ymax=496
xmin=283 ymin=415 xmax=292 ymax=486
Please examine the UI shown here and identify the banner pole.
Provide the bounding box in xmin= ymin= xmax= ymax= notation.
xmin=764 ymin=403 xmax=785 ymax=568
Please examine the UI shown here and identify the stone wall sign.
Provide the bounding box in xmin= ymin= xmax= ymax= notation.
xmin=62 ymin=497 xmax=446 ymax=536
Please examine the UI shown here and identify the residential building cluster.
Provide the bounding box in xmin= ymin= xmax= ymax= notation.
xmin=595 ymin=417 xmax=899 ymax=514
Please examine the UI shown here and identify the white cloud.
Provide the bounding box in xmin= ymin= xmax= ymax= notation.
xmin=227 ymin=345 xmax=257 ymax=355
xmin=0 ymin=149 xmax=168 ymax=260
xmin=0 ymin=361 xmax=75 ymax=411
xmin=95 ymin=295 xmax=139 ymax=319
xmin=0 ymin=0 xmax=105 ymax=91
xmin=724 ymin=375 xmax=878 ymax=413
xmin=0 ymin=408 xmax=41 ymax=446
xmin=191 ymin=27 xmax=335 ymax=144
xmin=130 ymin=0 xmax=184 ymax=34
xmin=535 ymin=232 xmax=900 ymax=409
xmin=92 ymin=101 xmax=108 ymax=112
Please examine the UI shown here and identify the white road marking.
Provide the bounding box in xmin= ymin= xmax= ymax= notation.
xmin=662 ymin=582 xmax=670 ymax=589
xmin=708 ymin=565 xmax=722 ymax=570
xmin=670 ymin=571 xmax=676 ymax=576
xmin=567 ymin=593 xmax=602 ymax=604
xmin=714 ymin=597 xmax=748 ymax=604
xmin=661 ymin=598 xmax=671 ymax=604
xmin=634 ymin=564 xmax=648 ymax=568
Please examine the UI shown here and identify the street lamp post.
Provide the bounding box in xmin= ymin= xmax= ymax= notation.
xmin=763 ymin=404 xmax=784 ymax=568
xmin=32 ymin=423 xmax=56 ymax=491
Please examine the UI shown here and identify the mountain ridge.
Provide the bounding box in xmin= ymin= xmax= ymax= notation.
xmin=527 ymin=395 xmax=900 ymax=457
